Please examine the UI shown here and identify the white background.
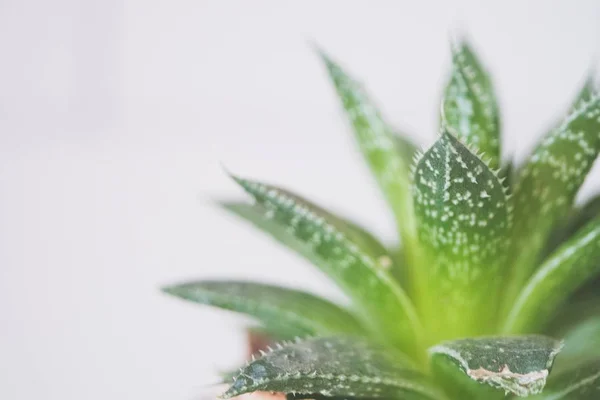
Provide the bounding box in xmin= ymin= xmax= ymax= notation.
xmin=1 ymin=1 xmax=600 ymax=399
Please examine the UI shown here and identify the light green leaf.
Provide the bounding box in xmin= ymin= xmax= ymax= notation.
xmin=230 ymin=176 xmax=422 ymax=354
xmin=532 ymin=359 xmax=600 ymax=399
xmin=504 ymin=216 xmax=600 ymax=333
xmin=162 ymin=281 xmax=363 ymax=338
xmin=318 ymin=49 xmax=419 ymax=257
xmin=429 ymin=335 xmax=563 ymax=397
xmin=222 ymin=336 xmax=443 ymax=400
xmin=413 ymin=130 xmax=510 ymax=339
xmin=506 ymin=94 xmax=600 ymax=302
xmin=442 ymin=39 xmax=501 ymax=169
xmin=568 ymin=71 xmax=597 ymax=112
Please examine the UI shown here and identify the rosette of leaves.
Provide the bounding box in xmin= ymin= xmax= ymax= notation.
xmin=163 ymin=38 xmax=600 ymax=399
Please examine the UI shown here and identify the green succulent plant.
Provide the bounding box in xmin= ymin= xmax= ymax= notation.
xmin=163 ymin=39 xmax=600 ymax=399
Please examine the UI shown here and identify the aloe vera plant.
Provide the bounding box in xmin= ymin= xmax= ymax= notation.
xmin=163 ymin=39 xmax=600 ymax=399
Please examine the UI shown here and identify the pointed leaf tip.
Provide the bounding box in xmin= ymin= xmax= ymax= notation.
xmin=228 ymin=177 xmax=421 ymax=352
xmin=442 ymin=39 xmax=501 ymax=168
xmin=413 ymin=130 xmax=510 ymax=338
xmin=162 ymin=280 xmax=364 ymax=338
xmin=318 ymin=49 xmax=421 ymax=280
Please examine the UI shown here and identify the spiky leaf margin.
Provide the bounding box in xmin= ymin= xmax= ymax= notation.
xmin=222 ymin=336 xmax=443 ymax=400
xmin=230 ymin=175 xmax=423 ymax=354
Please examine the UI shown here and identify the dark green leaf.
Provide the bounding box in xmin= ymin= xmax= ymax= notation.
xmin=222 ymin=336 xmax=443 ymax=400
xmin=413 ymin=130 xmax=510 ymax=339
xmin=532 ymin=359 xmax=600 ymax=399
xmin=545 ymin=288 xmax=600 ymax=339
xmin=554 ymin=317 xmax=600 ymax=372
xmin=506 ymin=94 xmax=600 ymax=302
xmin=504 ymin=216 xmax=600 ymax=333
xmin=442 ymin=40 xmax=501 ymax=168
xmin=318 ymin=49 xmax=420 ymax=258
xmin=429 ymin=335 xmax=563 ymax=397
xmin=542 ymin=194 xmax=600 ymax=260
xmin=498 ymin=159 xmax=514 ymax=195
xmin=162 ymin=281 xmax=363 ymax=338
xmin=431 ymin=352 xmax=506 ymax=400
xmin=230 ymin=176 xmax=422 ymax=354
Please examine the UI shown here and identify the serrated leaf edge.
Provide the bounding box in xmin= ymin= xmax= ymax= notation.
xmin=411 ymin=128 xmax=513 ymax=230
xmin=222 ymin=338 xmax=442 ymax=400
xmin=229 ymin=174 xmax=423 ymax=346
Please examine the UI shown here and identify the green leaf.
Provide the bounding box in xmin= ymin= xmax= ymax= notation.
xmin=222 ymin=336 xmax=443 ymax=400
xmin=412 ymin=130 xmax=510 ymax=339
xmin=229 ymin=176 xmax=422 ymax=355
xmin=498 ymin=159 xmax=514 ymax=195
xmin=162 ymin=281 xmax=364 ymax=338
xmin=542 ymin=194 xmax=600 ymax=260
xmin=318 ymin=49 xmax=419 ymax=257
xmin=429 ymin=335 xmax=563 ymax=397
xmin=506 ymin=94 xmax=600 ymax=301
xmin=431 ymin=352 xmax=506 ymax=400
xmin=531 ymin=359 xmax=600 ymax=399
xmin=503 ymin=216 xmax=600 ymax=333
xmin=545 ymin=288 xmax=600 ymax=339
xmin=219 ymin=201 xmax=390 ymax=264
xmin=568 ymin=71 xmax=597 ymax=112
xmin=442 ymin=39 xmax=501 ymax=169
xmin=554 ymin=317 xmax=600 ymax=372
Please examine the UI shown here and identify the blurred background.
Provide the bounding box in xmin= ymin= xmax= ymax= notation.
xmin=1 ymin=1 xmax=599 ymax=399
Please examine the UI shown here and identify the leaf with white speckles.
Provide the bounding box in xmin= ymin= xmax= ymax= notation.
xmin=504 ymin=216 xmax=600 ymax=333
xmin=429 ymin=335 xmax=563 ymax=397
xmin=219 ymin=201 xmax=391 ymax=264
xmin=531 ymin=359 xmax=600 ymax=399
xmin=230 ymin=175 xmax=422 ymax=354
xmin=317 ymin=49 xmax=419 ymax=259
xmin=162 ymin=281 xmax=364 ymax=338
xmin=506 ymin=95 xmax=600 ymax=302
xmin=442 ymin=40 xmax=501 ymax=169
xmin=412 ymin=130 xmax=510 ymax=338
xmin=222 ymin=337 xmax=443 ymax=400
